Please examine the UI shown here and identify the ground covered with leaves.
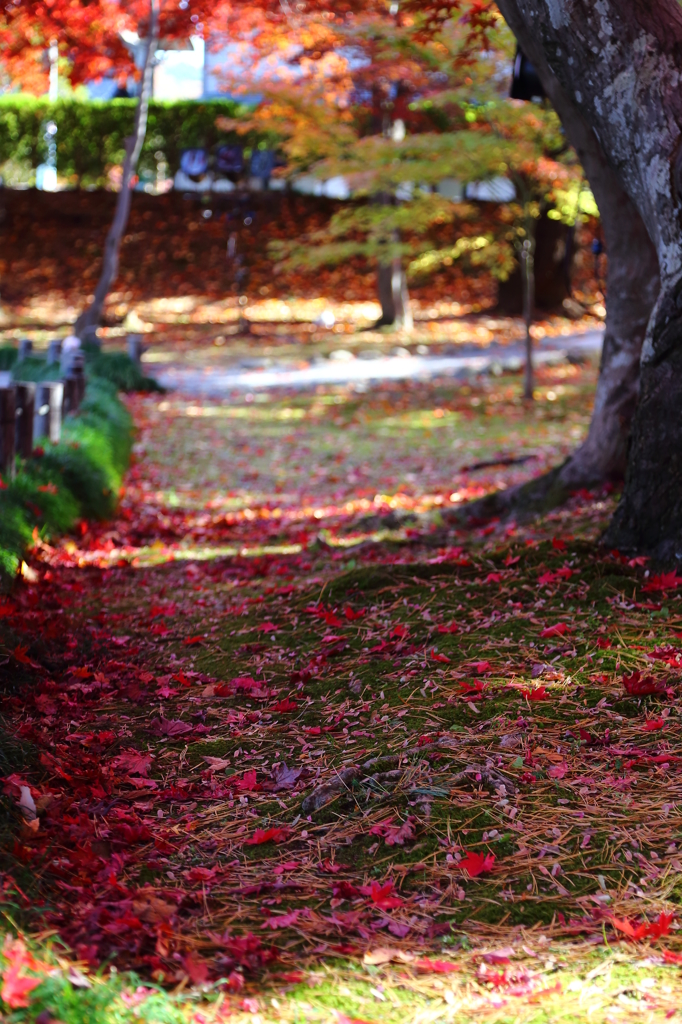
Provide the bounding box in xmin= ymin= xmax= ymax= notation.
xmin=3 ymin=362 xmax=682 ymax=1023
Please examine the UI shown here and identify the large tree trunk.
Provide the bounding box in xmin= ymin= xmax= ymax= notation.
xmin=494 ymin=0 xmax=660 ymax=488
xmin=74 ymin=1 xmax=159 ymax=342
xmin=495 ymin=0 xmax=682 ymax=557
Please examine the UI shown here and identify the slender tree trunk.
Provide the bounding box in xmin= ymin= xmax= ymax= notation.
xmin=377 ymin=262 xmax=397 ymax=326
xmin=74 ymin=1 xmax=159 ymax=341
xmin=376 ymin=259 xmax=412 ymax=330
xmin=520 ymin=229 xmax=535 ymax=400
xmin=496 ymin=0 xmax=682 ymax=557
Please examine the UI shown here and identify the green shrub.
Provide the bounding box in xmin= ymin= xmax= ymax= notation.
xmin=0 ymin=376 xmax=134 ymax=583
xmin=10 ymin=356 xmax=61 ymax=382
xmin=0 ymin=347 xmax=17 ymax=371
xmin=0 ymin=96 xmax=273 ymax=187
xmin=84 ymin=347 xmax=162 ymax=393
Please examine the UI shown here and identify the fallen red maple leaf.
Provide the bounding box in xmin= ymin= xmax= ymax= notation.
xmin=431 ymin=649 xmax=451 ymax=663
xmin=244 ymin=827 xmax=288 ymax=845
xmin=663 ymin=949 xmax=682 ymax=965
xmin=540 ymin=622 xmax=569 ymax=638
xmin=622 ymin=671 xmax=667 ymax=696
xmin=608 ymin=912 xmax=674 ymax=941
xmin=520 ymin=685 xmax=549 ymax=701
xmin=414 ymin=958 xmax=459 ymax=974
xmin=459 ymin=850 xmax=496 ymax=877
xmin=643 ymin=571 xmax=682 ymax=593
xmin=647 ymin=912 xmax=674 ymax=939
xmin=273 ymin=697 xmax=298 ymax=713
xmin=1 ymin=963 xmax=41 ymax=1009
xmin=643 ymin=718 xmax=665 ymax=731
xmin=182 ymin=635 xmax=204 ymax=646
xmin=11 ymin=646 xmax=31 ymax=665
xmin=232 ymin=769 xmax=259 ymax=791
xmin=366 ymin=881 xmax=403 ymax=909
xmin=0 ymin=939 xmax=43 ymax=1009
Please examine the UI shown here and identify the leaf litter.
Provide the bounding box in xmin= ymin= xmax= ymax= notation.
xmin=3 ymin=365 xmax=682 ymax=1021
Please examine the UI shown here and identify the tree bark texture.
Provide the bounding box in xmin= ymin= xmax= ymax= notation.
xmin=496 ymin=0 xmax=682 ymax=557
xmin=496 ymin=0 xmax=661 ymax=494
xmin=74 ymin=2 xmax=159 ymax=340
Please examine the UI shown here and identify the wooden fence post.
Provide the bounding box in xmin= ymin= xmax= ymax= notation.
xmin=63 ymin=353 xmax=85 ymax=416
xmin=127 ymin=333 xmax=143 ymax=366
xmin=14 ymin=382 xmax=35 ymax=459
xmin=0 ymin=386 xmax=16 ymax=479
xmin=17 ymin=339 xmax=32 ymax=362
xmin=47 ymin=339 xmax=62 ymax=364
xmin=34 ymin=382 xmax=63 ymax=445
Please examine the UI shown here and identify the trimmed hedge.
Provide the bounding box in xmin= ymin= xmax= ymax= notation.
xmin=0 ymin=96 xmax=270 ymax=186
xmin=0 ymin=349 xmax=147 ymax=581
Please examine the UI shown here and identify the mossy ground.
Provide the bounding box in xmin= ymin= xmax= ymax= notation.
xmin=2 ymin=362 xmax=682 ymax=1022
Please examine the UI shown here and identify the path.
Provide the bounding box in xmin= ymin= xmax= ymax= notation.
xmin=2 ymin=361 xmax=682 ymax=1021
xmin=154 ymin=329 xmax=604 ymax=395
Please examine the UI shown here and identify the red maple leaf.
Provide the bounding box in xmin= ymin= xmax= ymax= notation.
xmin=643 ymin=718 xmax=665 ymax=731
xmin=0 ymin=939 xmax=43 ymax=1009
xmin=540 ymin=622 xmax=569 ymax=638
xmin=414 ymin=958 xmax=459 ymax=974
xmin=663 ymin=949 xmax=682 ymax=964
xmin=459 ymin=850 xmax=496 ymax=877
xmin=608 ymin=915 xmax=650 ymax=940
xmin=622 ymin=671 xmax=666 ymax=696
xmin=520 ymin=685 xmax=549 ymax=701
xmin=431 ymin=649 xmax=451 ymax=663
xmin=233 ymin=769 xmax=259 ymax=791
xmin=1 ymin=964 xmax=41 ymax=1009
xmin=11 ymin=646 xmax=31 ymax=665
xmin=344 ymin=606 xmax=366 ymax=621
xmin=608 ymin=913 xmax=673 ymax=941
xmin=643 ymin=571 xmax=682 ymax=592
xmin=647 ymin=912 xmax=674 ymax=939
xmin=182 ymin=635 xmax=204 ymax=646
xmin=244 ymin=827 xmax=288 ymax=845
xmin=273 ymin=697 xmax=298 ymax=713
xmin=367 ymin=881 xmax=403 ymax=908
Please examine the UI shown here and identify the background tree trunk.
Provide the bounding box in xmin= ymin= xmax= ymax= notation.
xmin=496 ymin=214 xmax=573 ymax=315
xmin=74 ymin=1 xmax=159 ymax=341
xmin=376 ymin=258 xmax=412 ymax=330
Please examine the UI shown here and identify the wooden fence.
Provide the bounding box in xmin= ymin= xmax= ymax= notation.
xmin=0 ymin=339 xmax=86 ymax=478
